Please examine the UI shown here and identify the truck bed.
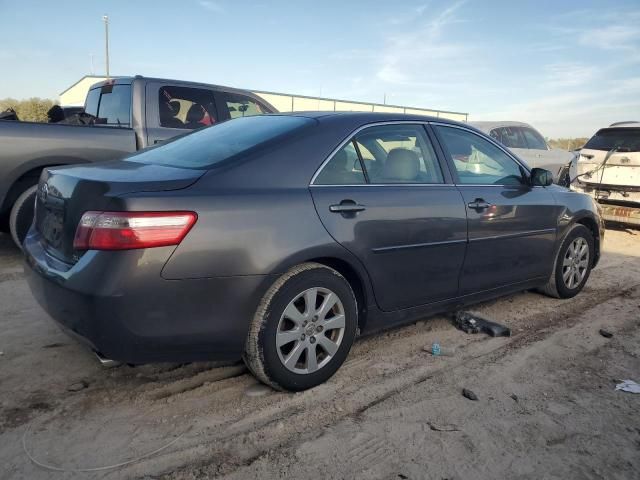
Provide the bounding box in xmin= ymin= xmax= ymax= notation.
xmin=0 ymin=120 xmax=137 ymax=219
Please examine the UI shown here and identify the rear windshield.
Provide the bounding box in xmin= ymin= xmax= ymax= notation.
xmin=129 ymin=115 xmax=314 ymax=169
xmin=584 ymin=128 xmax=640 ymax=152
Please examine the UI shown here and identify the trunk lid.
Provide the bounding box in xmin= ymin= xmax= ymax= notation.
xmin=576 ymin=149 xmax=640 ymax=188
xmin=35 ymin=160 xmax=205 ymax=264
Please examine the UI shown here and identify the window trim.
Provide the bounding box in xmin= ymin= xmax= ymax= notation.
xmin=430 ymin=122 xmax=532 ymax=187
xmin=310 ymin=121 xmax=452 ymax=186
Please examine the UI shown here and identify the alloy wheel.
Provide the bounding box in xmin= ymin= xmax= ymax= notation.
xmin=276 ymin=287 xmax=346 ymax=374
xmin=562 ymin=237 xmax=590 ymax=289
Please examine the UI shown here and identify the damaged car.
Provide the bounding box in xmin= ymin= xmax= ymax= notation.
xmin=24 ymin=112 xmax=603 ymax=391
xmin=569 ymin=121 xmax=640 ymax=226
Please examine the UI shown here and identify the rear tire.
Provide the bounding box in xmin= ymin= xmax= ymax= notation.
xmin=244 ymin=262 xmax=358 ymax=391
xmin=539 ymin=224 xmax=594 ymax=299
xmin=9 ymin=185 xmax=37 ymax=249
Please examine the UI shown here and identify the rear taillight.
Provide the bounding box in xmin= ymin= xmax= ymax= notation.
xmin=73 ymin=211 xmax=197 ymax=251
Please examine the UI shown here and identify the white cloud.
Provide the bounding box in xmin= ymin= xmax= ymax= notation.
xmin=375 ymin=0 xmax=475 ymax=88
xmin=578 ymin=24 xmax=640 ymax=50
xmin=542 ymin=62 xmax=597 ymax=89
xmin=198 ymin=1 xmax=223 ymax=13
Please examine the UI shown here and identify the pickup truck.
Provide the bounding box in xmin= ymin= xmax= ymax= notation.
xmin=0 ymin=76 xmax=276 ymax=246
xmin=569 ymin=121 xmax=640 ymax=226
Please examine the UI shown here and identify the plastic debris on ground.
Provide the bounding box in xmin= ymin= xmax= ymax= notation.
xmin=462 ymin=388 xmax=479 ymax=401
xmin=599 ymin=329 xmax=614 ymax=338
xmin=452 ymin=311 xmax=511 ymax=337
xmin=615 ymin=380 xmax=640 ymax=394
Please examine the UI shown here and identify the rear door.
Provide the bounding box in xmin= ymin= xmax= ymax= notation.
xmin=144 ymin=82 xmax=219 ymax=146
xmin=310 ymin=123 xmax=467 ymax=311
xmin=434 ymin=123 xmax=560 ymax=295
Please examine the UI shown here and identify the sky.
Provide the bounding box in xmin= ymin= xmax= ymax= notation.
xmin=0 ymin=0 xmax=638 ymax=138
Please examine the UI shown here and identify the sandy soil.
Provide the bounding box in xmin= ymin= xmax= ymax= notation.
xmin=0 ymin=227 xmax=639 ymax=480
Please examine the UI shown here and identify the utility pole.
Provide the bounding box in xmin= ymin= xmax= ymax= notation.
xmin=89 ymin=53 xmax=95 ymax=75
xmin=103 ymin=15 xmax=110 ymax=79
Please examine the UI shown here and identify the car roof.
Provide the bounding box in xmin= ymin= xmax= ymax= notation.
xmin=283 ymin=110 xmax=469 ymax=128
xmin=469 ymin=121 xmax=533 ymax=133
xmin=87 ymin=75 xmax=272 ymax=101
xmin=608 ymin=121 xmax=640 ymax=128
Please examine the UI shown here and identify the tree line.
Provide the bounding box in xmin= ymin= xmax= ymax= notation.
xmin=0 ymin=97 xmax=56 ymax=122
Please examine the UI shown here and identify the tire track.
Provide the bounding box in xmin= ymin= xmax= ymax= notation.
xmin=155 ymin=282 xmax=640 ymax=479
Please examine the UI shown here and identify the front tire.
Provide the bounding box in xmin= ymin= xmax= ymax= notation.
xmin=539 ymin=224 xmax=594 ymax=299
xmin=244 ymin=263 xmax=358 ymax=391
xmin=9 ymin=185 xmax=37 ymax=249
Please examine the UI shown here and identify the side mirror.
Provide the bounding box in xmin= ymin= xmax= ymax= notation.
xmin=530 ymin=168 xmax=553 ymax=187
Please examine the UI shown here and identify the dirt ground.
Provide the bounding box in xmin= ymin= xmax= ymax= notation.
xmin=0 ymin=226 xmax=639 ymax=480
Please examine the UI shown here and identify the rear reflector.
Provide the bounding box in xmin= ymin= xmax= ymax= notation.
xmin=73 ymin=211 xmax=197 ymax=251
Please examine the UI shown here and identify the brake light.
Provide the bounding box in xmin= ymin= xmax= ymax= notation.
xmin=73 ymin=211 xmax=197 ymax=250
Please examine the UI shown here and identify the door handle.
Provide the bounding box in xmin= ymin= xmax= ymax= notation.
xmin=329 ymin=201 xmax=366 ymax=213
xmin=467 ymin=199 xmax=492 ymax=211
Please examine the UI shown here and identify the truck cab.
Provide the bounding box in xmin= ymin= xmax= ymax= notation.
xmin=0 ymin=76 xmax=276 ymax=247
xmin=83 ymin=76 xmax=275 ymax=148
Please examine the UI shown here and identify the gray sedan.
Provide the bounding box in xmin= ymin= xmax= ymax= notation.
xmin=24 ymin=112 xmax=603 ymax=391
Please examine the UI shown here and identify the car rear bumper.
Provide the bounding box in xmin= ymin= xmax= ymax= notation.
xmin=599 ymin=203 xmax=640 ymax=226
xmin=23 ymin=230 xmax=274 ymax=364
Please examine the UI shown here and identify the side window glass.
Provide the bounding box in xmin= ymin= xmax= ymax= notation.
xmin=436 ymin=126 xmax=526 ymax=185
xmin=354 ymin=139 xmax=379 ymax=177
xmin=521 ymin=127 xmax=548 ymax=150
xmin=95 ymin=85 xmax=131 ymax=126
xmin=314 ymin=142 xmax=366 ymax=185
xmin=489 ymin=128 xmax=502 ymax=143
xmin=84 ymin=88 xmax=100 ymax=118
xmin=356 ymin=125 xmax=444 ymax=184
xmin=219 ymin=93 xmax=269 ymax=119
xmin=158 ymin=86 xmax=217 ymax=130
xmin=495 ymin=127 xmax=526 ymax=149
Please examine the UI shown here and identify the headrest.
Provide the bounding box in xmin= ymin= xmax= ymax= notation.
xmin=168 ymin=100 xmax=181 ymax=116
xmin=186 ymin=104 xmax=205 ymax=123
xmin=383 ymin=148 xmax=419 ymax=181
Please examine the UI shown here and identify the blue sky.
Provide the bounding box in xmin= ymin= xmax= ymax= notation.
xmin=0 ymin=0 xmax=638 ymax=137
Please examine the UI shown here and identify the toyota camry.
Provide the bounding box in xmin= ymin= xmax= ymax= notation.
xmin=24 ymin=112 xmax=604 ymax=391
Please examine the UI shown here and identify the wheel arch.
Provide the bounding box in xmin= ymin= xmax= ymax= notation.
xmin=574 ymin=214 xmax=601 ymax=267
xmin=265 ymin=244 xmax=375 ymax=334
xmin=306 ymin=256 xmax=369 ymax=333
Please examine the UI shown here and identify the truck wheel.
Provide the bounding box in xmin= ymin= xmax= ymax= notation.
xmin=244 ymin=263 xmax=358 ymax=391
xmin=9 ymin=185 xmax=37 ymax=249
xmin=538 ymin=224 xmax=594 ymax=299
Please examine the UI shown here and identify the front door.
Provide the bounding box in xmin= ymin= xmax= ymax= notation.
xmin=434 ymin=124 xmax=561 ymax=295
xmin=310 ymin=123 xmax=467 ymax=311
